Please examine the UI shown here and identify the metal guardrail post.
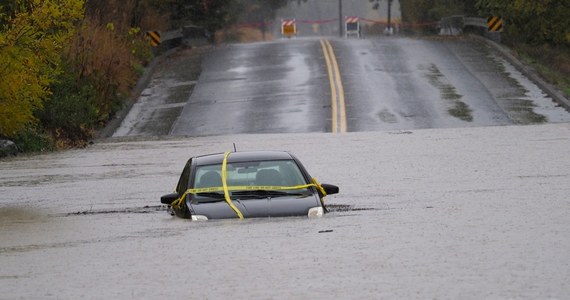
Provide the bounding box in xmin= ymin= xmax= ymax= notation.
xmin=440 ymin=16 xmax=502 ymax=42
xmin=439 ymin=15 xmax=464 ymax=36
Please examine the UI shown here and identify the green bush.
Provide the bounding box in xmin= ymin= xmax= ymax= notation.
xmin=12 ymin=126 xmax=55 ymax=153
xmin=134 ymin=63 xmax=146 ymax=78
xmin=128 ymin=28 xmax=154 ymax=66
xmin=36 ymin=68 xmax=98 ymax=141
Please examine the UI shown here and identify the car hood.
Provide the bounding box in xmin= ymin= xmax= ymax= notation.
xmin=188 ymin=194 xmax=321 ymax=219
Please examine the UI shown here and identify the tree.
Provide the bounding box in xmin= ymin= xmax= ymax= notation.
xmin=164 ymin=0 xmax=304 ymax=38
xmin=369 ymin=0 xmax=477 ymax=23
xmin=65 ymin=18 xmax=138 ymax=121
xmin=0 ymin=0 xmax=84 ymax=137
xmin=476 ymin=0 xmax=570 ymax=46
xmin=234 ymin=0 xmax=296 ymax=39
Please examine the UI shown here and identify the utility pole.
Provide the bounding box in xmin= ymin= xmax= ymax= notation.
xmin=387 ymin=0 xmax=393 ymax=34
xmin=339 ymin=0 xmax=343 ymax=37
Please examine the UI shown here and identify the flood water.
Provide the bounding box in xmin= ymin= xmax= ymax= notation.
xmin=2 ymin=124 xmax=570 ymax=298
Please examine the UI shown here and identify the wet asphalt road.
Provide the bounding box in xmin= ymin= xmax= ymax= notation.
xmin=170 ymin=40 xmax=330 ymax=135
xmin=114 ymin=1 xmax=570 ymax=137
xmin=164 ymin=37 xmax=570 ymax=137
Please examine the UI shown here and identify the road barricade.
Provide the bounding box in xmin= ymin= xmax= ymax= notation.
xmin=281 ymin=19 xmax=296 ymax=38
xmin=345 ymin=16 xmax=360 ymax=38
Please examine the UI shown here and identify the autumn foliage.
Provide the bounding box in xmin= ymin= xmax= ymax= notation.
xmin=476 ymin=0 xmax=570 ymax=47
xmin=396 ymin=0 xmax=570 ymax=47
xmin=0 ymin=0 xmax=162 ymax=149
xmin=66 ymin=19 xmax=138 ymax=121
xmin=0 ymin=0 xmax=83 ymax=137
xmin=1 ymin=0 xmax=302 ymax=151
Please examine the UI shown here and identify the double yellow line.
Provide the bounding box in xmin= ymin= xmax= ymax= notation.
xmin=320 ymin=39 xmax=347 ymax=133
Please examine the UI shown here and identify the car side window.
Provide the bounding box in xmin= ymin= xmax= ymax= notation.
xmin=176 ymin=159 xmax=191 ymax=195
xmin=278 ymin=162 xmax=306 ymax=186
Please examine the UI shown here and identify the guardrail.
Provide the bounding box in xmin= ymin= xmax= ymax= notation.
xmin=150 ymin=26 xmax=209 ymax=51
xmin=439 ymin=15 xmax=500 ymax=42
xmin=439 ymin=15 xmax=464 ymax=35
xmin=463 ymin=17 xmax=487 ymax=28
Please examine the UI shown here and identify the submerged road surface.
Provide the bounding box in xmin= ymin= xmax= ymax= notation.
xmin=3 ymin=124 xmax=570 ymax=298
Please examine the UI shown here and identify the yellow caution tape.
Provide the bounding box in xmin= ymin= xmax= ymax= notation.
xmin=221 ymin=152 xmax=244 ymax=219
xmin=311 ymin=177 xmax=327 ymax=206
xmin=170 ymin=193 xmax=185 ymax=210
xmin=311 ymin=177 xmax=327 ymax=197
xmin=186 ymin=183 xmax=318 ymax=194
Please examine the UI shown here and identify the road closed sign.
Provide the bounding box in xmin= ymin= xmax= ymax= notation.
xmin=281 ymin=19 xmax=296 ymax=38
xmin=345 ymin=16 xmax=360 ymax=38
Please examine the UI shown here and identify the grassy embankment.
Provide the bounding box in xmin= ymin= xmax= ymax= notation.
xmin=511 ymin=44 xmax=570 ymax=100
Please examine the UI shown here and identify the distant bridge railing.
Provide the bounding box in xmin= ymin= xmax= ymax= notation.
xmin=149 ymin=26 xmax=209 ymax=52
xmin=463 ymin=17 xmax=487 ymax=28
xmin=439 ymin=15 xmax=500 ymax=42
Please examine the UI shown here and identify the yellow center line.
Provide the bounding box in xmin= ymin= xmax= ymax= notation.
xmin=320 ymin=39 xmax=347 ymax=133
xmin=326 ymin=40 xmax=347 ymax=133
xmin=320 ymin=40 xmax=338 ymax=133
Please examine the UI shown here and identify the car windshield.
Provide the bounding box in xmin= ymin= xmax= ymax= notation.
xmin=191 ymin=159 xmax=311 ymax=201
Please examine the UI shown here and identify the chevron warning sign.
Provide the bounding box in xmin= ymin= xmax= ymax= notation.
xmin=146 ymin=31 xmax=161 ymax=47
xmin=487 ymin=16 xmax=503 ymax=32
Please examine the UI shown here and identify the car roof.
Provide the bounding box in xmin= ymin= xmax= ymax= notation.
xmin=194 ymin=151 xmax=295 ymax=166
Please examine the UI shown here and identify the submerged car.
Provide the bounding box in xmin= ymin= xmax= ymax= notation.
xmin=161 ymin=151 xmax=339 ymax=220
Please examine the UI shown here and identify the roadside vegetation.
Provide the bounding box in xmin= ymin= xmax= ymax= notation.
xmin=0 ymin=0 xmax=301 ymax=153
xmin=1 ymin=0 xmax=568 ymax=154
xmin=0 ymin=0 xmax=163 ymax=152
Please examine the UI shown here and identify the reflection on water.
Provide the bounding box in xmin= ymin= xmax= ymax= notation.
xmin=0 ymin=206 xmax=47 ymax=223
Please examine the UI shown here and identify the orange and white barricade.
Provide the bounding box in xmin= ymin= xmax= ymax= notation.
xmin=281 ymin=19 xmax=296 ymax=38
xmin=345 ymin=16 xmax=360 ymax=38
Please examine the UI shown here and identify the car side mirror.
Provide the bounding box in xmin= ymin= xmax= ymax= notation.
xmin=321 ymin=184 xmax=339 ymax=195
xmin=161 ymin=193 xmax=179 ymax=205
